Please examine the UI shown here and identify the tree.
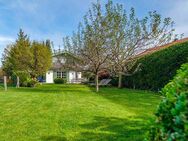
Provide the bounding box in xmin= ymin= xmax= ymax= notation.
xmin=1 ymin=45 xmax=14 ymax=76
xmin=107 ymin=1 xmax=176 ymax=88
xmin=64 ymin=1 xmax=111 ymax=92
xmin=31 ymin=41 xmax=52 ymax=78
xmin=8 ymin=29 xmax=32 ymax=87
xmin=44 ymin=39 xmax=53 ymax=53
xmin=2 ymin=29 xmax=52 ymax=87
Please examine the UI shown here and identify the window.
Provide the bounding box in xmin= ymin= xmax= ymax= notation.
xmin=57 ymin=72 xmax=66 ymax=78
xmin=57 ymin=72 xmax=62 ymax=78
xmin=62 ymin=72 xmax=66 ymax=78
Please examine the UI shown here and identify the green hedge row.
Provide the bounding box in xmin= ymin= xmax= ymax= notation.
xmin=120 ymin=41 xmax=188 ymax=91
xmin=147 ymin=62 xmax=188 ymax=141
xmin=54 ymin=78 xmax=67 ymax=84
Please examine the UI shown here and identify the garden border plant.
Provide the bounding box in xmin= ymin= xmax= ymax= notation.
xmin=54 ymin=78 xmax=67 ymax=84
xmin=147 ymin=62 xmax=188 ymax=141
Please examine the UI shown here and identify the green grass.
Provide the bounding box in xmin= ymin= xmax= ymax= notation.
xmin=0 ymin=84 xmax=161 ymax=141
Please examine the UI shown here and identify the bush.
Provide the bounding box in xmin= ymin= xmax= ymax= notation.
xmin=54 ymin=78 xmax=67 ymax=84
xmin=15 ymin=72 xmax=30 ymax=87
xmin=7 ymin=78 xmax=13 ymax=85
xmin=22 ymin=78 xmax=39 ymax=87
xmin=34 ymin=82 xmax=42 ymax=87
xmin=110 ymin=77 xmax=118 ymax=86
xmin=27 ymin=79 xmax=39 ymax=87
xmin=147 ymin=63 xmax=188 ymax=141
xmin=118 ymin=41 xmax=188 ymax=91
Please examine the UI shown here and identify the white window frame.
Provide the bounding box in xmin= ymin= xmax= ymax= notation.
xmin=57 ymin=71 xmax=66 ymax=78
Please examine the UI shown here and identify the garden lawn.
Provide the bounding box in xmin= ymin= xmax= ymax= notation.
xmin=0 ymin=84 xmax=161 ymax=141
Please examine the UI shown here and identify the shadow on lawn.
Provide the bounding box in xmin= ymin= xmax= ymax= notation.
xmin=96 ymin=87 xmax=160 ymax=114
xmin=13 ymin=86 xmax=93 ymax=94
xmin=75 ymin=116 xmax=148 ymax=141
xmin=41 ymin=136 xmax=67 ymax=141
xmin=15 ymin=88 xmax=63 ymax=93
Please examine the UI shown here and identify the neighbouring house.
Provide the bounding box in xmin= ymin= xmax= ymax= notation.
xmin=46 ymin=51 xmax=82 ymax=83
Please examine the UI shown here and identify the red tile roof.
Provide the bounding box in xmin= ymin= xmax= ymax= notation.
xmin=136 ymin=37 xmax=188 ymax=58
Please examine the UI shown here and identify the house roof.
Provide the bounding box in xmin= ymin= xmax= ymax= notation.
xmin=136 ymin=37 xmax=188 ymax=58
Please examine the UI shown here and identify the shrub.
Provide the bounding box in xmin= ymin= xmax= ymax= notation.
xmin=54 ymin=78 xmax=66 ymax=84
xmin=27 ymin=79 xmax=39 ymax=87
xmin=110 ymin=77 xmax=118 ymax=86
xmin=7 ymin=78 xmax=13 ymax=85
xmin=21 ymin=81 xmax=28 ymax=87
xmin=16 ymin=72 xmax=30 ymax=87
xmin=147 ymin=63 xmax=188 ymax=141
xmin=34 ymin=82 xmax=42 ymax=87
xmin=22 ymin=78 xmax=39 ymax=87
xmin=117 ymin=41 xmax=188 ymax=91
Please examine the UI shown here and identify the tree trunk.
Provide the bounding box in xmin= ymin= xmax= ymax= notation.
xmin=95 ymin=73 xmax=99 ymax=92
xmin=16 ymin=76 xmax=20 ymax=88
xmin=118 ymin=73 xmax=122 ymax=88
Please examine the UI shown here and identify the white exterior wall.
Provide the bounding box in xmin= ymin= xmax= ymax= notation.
xmin=68 ymin=71 xmax=76 ymax=83
xmin=67 ymin=71 xmax=82 ymax=83
xmin=77 ymin=72 xmax=82 ymax=79
xmin=46 ymin=70 xmax=82 ymax=84
xmin=46 ymin=70 xmax=54 ymax=83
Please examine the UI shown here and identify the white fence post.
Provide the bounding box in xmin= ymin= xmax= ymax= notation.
xmin=16 ymin=76 xmax=20 ymax=88
xmin=4 ymin=76 xmax=7 ymax=91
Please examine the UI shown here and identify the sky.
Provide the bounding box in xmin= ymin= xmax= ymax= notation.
xmin=0 ymin=0 xmax=188 ymax=56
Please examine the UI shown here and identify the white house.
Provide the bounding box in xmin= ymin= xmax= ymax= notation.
xmin=46 ymin=52 xmax=82 ymax=83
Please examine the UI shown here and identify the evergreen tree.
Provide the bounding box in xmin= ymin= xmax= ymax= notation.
xmin=8 ymin=29 xmax=32 ymax=87
xmin=1 ymin=45 xmax=14 ymax=76
xmin=9 ymin=29 xmax=32 ymax=73
xmin=45 ymin=39 xmax=52 ymax=53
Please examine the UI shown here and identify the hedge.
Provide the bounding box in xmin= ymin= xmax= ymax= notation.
xmin=54 ymin=78 xmax=67 ymax=84
xmin=120 ymin=41 xmax=188 ymax=91
xmin=147 ymin=62 xmax=188 ymax=141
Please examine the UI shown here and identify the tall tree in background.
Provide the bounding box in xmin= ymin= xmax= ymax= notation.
xmin=45 ymin=39 xmax=53 ymax=53
xmin=31 ymin=41 xmax=52 ymax=78
xmin=9 ymin=29 xmax=32 ymax=87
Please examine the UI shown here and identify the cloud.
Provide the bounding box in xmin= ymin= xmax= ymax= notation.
xmin=0 ymin=35 xmax=14 ymax=61
xmin=2 ymin=0 xmax=40 ymax=16
xmin=0 ymin=35 xmax=14 ymax=54
xmin=165 ymin=0 xmax=188 ymax=36
xmin=0 ymin=35 xmax=14 ymax=45
xmin=0 ymin=0 xmax=188 ymax=51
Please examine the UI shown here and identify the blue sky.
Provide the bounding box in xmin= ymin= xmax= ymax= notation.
xmin=0 ymin=0 xmax=188 ymax=56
